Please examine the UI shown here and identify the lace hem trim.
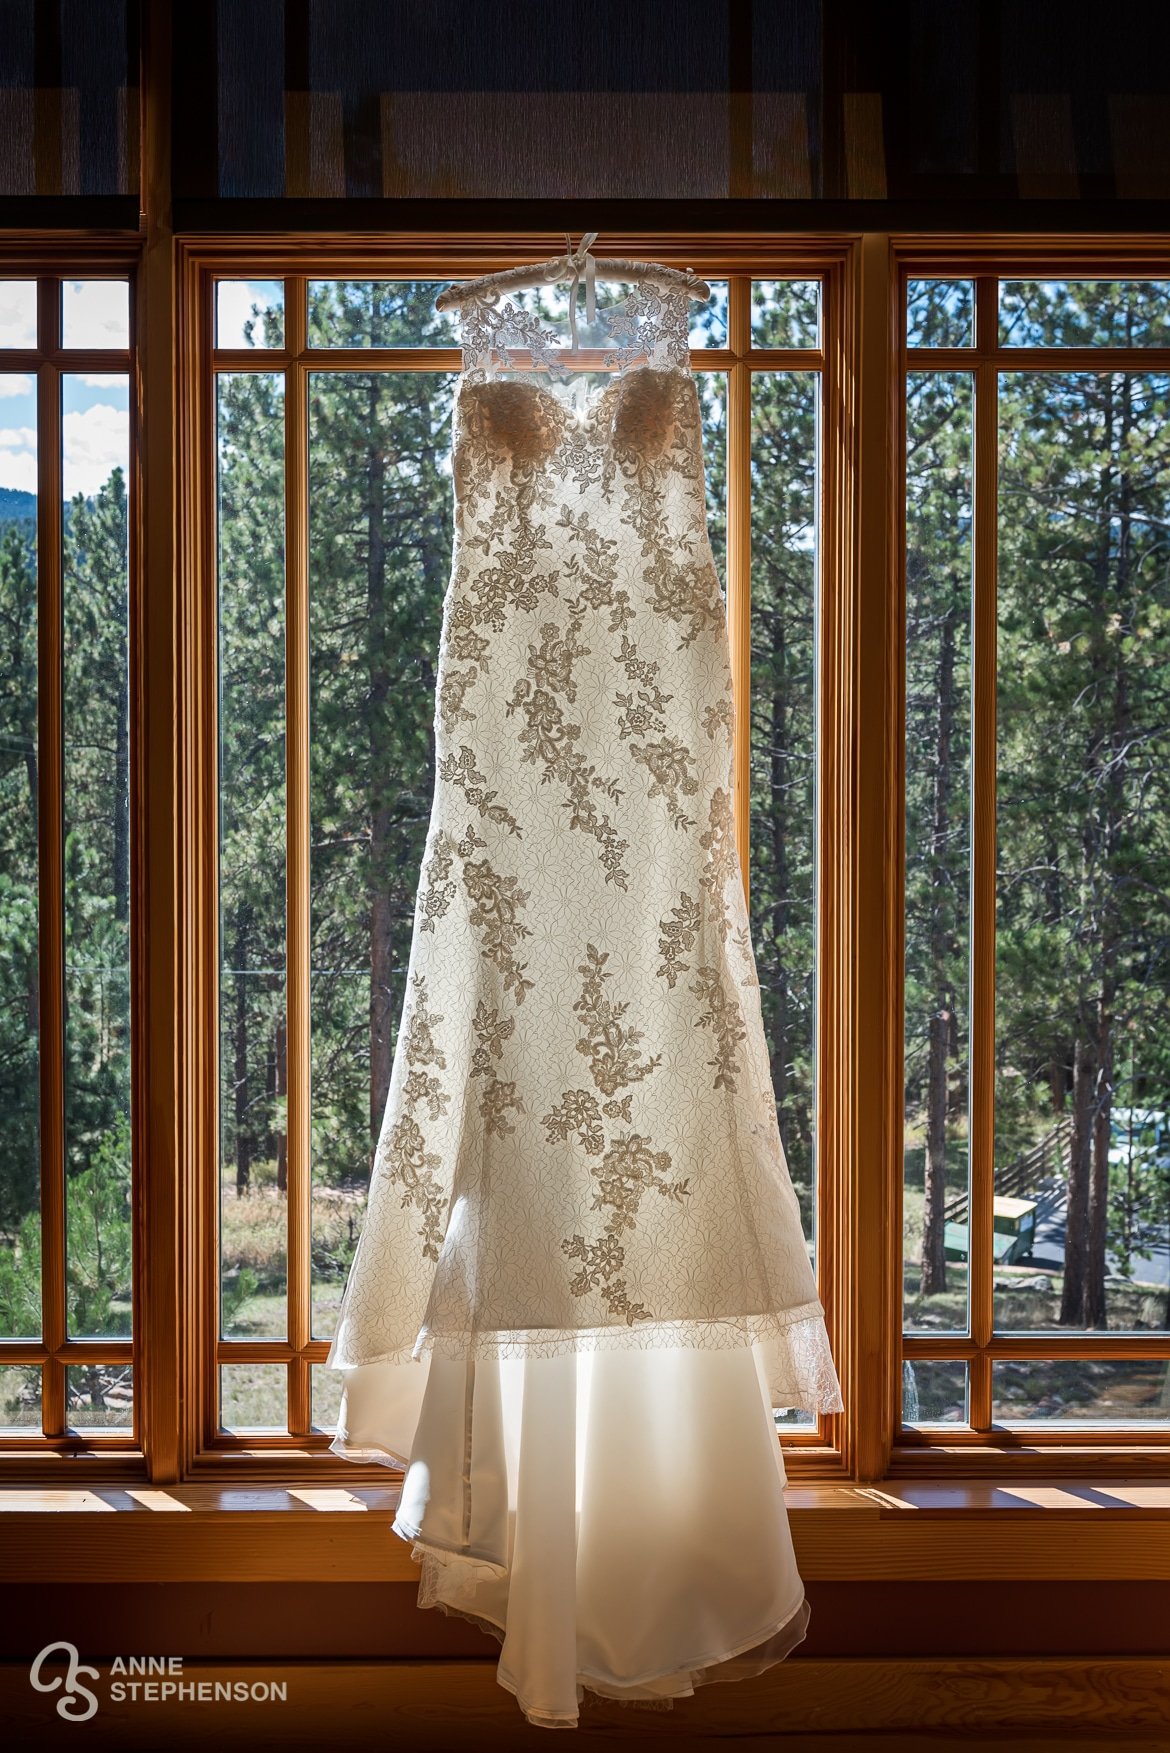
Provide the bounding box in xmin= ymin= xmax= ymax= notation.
xmin=326 ymin=1436 xmax=410 ymax=1471
xmin=329 ymin=1304 xmax=843 ymax=1413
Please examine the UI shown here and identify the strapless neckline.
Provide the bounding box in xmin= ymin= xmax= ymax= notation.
xmin=457 ymin=360 xmax=695 ymax=432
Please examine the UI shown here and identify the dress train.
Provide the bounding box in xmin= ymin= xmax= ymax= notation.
xmin=332 ymin=1339 xmax=810 ymax=1728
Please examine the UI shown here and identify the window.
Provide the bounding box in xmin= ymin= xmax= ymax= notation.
xmin=0 ymin=264 xmax=136 ymax=1449
xmin=201 ymin=258 xmax=841 ymax=1458
xmin=3 ymin=235 xmax=1167 ymax=1483
xmin=900 ymin=257 xmax=1170 ymax=1451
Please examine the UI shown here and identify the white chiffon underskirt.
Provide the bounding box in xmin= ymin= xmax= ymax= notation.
xmin=330 ymin=1339 xmax=812 ymax=1728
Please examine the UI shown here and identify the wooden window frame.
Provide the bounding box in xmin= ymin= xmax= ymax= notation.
xmin=179 ymin=237 xmax=854 ymax=1482
xmin=0 ymin=241 xmax=144 ymax=1478
xmin=888 ymin=236 xmax=1170 ymax=1476
xmin=2 ymin=232 xmax=1169 ymax=1489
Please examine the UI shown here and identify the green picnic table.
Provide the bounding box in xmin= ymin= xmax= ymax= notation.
xmin=943 ymin=1196 xmax=1038 ymax=1265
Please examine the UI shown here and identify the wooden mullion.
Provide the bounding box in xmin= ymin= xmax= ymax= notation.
xmin=1 ymin=1342 xmax=134 ymax=1367
xmin=891 ymin=258 xmax=911 ymax=1450
xmin=849 ymin=236 xmax=900 ymax=1479
xmin=910 ymin=347 xmax=1170 ymax=373
xmin=743 ymin=350 xmax=826 ymax=370
xmin=210 ymin=347 xmax=827 ymax=374
xmin=196 ymin=262 xmax=221 ymax=1459
xmin=726 ymin=277 xmax=752 ymax=894
xmin=138 ymin=0 xmax=185 ymax=1481
xmin=36 ymin=279 xmax=66 ymax=1442
xmin=906 ymin=1333 xmax=1170 ymax=1360
xmin=968 ymin=276 xmax=1000 ymax=1432
xmin=216 ymin=1342 xmax=301 ymax=1365
xmin=285 ymin=279 xmax=311 ymax=1439
xmin=6 ymin=348 xmax=132 ymax=372
xmin=810 ymin=252 xmax=852 ymax=1471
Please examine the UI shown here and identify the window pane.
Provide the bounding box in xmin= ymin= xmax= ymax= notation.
xmin=903 ymin=373 xmax=973 ymax=1338
xmin=311 ymin=1362 xmax=342 ymax=1434
xmin=308 ymin=368 xmax=455 ymax=1340
xmin=1000 ymin=282 xmax=1170 ymax=348
xmin=749 ymin=371 xmax=818 ymax=1275
xmin=66 ymin=1363 xmax=132 ymax=1431
xmin=907 ymin=281 xmax=974 ymax=349
xmin=0 ymin=283 xmax=37 ymax=349
xmin=0 ymin=376 xmax=39 ymax=1339
xmin=216 ymin=280 xmax=285 ymax=350
xmin=0 ymin=1364 xmax=40 ymax=1429
xmin=993 ymin=1359 xmax=1170 ymax=1424
xmin=216 ymin=371 xmax=288 ymax=1342
xmin=63 ymin=374 xmax=132 ymax=1340
xmin=307 ymin=281 xmax=457 ymax=349
xmin=697 ymin=371 xmax=727 ymax=585
xmin=903 ymin=1359 xmax=968 ymax=1424
xmin=219 ymin=1363 xmax=287 ymax=1431
xmin=690 ymin=281 xmax=728 ymax=349
xmin=61 ymin=280 xmax=129 ymax=350
xmin=997 ymin=369 xmax=1170 ymax=1338
xmin=750 ymin=281 xmax=820 ymax=348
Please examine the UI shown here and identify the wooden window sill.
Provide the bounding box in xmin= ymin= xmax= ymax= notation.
xmin=1 ymin=1479 xmax=1168 ymax=1583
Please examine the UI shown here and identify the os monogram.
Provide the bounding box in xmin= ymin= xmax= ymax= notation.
xmin=29 ymin=1643 xmax=99 ymax=1722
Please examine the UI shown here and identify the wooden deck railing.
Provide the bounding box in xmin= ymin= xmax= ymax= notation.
xmin=944 ymin=1115 xmax=1073 ymax=1223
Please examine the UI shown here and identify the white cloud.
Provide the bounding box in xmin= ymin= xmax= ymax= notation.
xmin=62 ymin=279 xmax=129 ymax=348
xmin=0 ymin=403 xmax=129 ymax=498
xmin=216 ymin=281 xmax=280 ymax=348
xmin=0 ymin=284 xmax=36 ymax=348
xmin=0 ymin=374 xmax=33 ymax=398
xmin=74 ymin=373 xmax=127 ymax=390
xmin=0 ymin=427 xmax=38 ymax=492
xmin=62 ymin=402 xmax=128 ymax=498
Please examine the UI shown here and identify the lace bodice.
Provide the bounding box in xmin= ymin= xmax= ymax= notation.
xmin=457 ymin=276 xmax=696 ymax=385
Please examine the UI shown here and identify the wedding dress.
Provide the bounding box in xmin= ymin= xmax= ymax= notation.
xmin=326 ymin=259 xmax=844 ymax=1728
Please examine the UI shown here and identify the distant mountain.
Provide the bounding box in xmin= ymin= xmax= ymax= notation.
xmin=0 ymin=487 xmax=36 ymax=523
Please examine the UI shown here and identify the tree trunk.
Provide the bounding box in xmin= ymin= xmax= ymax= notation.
xmin=25 ymin=736 xmax=38 ymax=1035
xmin=769 ymin=610 xmax=789 ymax=1110
xmin=113 ymin=657 xmax=130 ymax=923
xmin=922 ymin=1007 xmax=950 ymax=1294
xmin=1048 ymin=1059 xmax=1067 ymax=1116
xmin=234 ymin=909 xmax=251 ymax=1196
xmin=274 ymin=1011 xmax=287 ymax=1195
xmin=1087 ymin=1002 xmax=1112 ymax=1328
xmin=365 ymin=371 xmax=395 ymax=1154
xmin=1083 ymin=367 xmax=1132 ymax=1329
xmin=921 ymin=606 xmax=957 ymax=1296
xmin=1060 ymin=1035 xmax=1094 ymax=1324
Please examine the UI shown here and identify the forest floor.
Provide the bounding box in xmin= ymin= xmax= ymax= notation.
xmin=218 ymin=1179 xmax=363 ymax=1430
xmin=211 ymin=1177 xmax=1170 ymax=1431
xmin=903 ymin=1186 xmax=1170 ymax=1422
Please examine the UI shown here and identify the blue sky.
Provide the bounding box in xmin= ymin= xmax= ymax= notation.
xmin=1 ymin=279 xmax=131 ymax=500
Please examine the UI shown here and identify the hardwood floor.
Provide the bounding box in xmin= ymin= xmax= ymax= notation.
xmin=4 ymin=1657 xmax=1169 ymax=1749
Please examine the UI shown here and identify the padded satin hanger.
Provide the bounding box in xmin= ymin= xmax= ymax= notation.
xmin=435 ymin=232 xmax=711 ymax=356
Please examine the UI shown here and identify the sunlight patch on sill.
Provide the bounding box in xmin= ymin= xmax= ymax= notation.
xmin=287 ymin=1489 xmax=371 ymax=1511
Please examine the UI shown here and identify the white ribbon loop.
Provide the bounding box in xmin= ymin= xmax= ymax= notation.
xmin=565 ymin=231 xmax=599 ymax=353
